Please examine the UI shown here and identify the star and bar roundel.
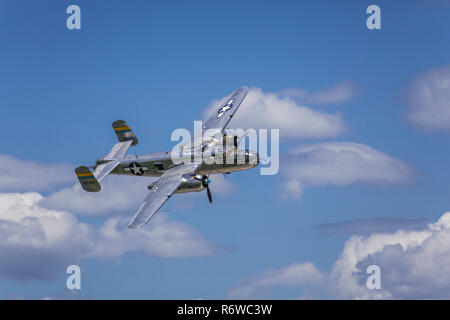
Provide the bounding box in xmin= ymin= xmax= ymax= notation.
xmin=123 ymin=162 xmax=149 ymax=176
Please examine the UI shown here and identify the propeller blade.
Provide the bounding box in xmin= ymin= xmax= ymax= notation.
xmin=198 ymin=175 xmax=213 ymax=204
xmin=206 ymin=185 xmax=213 ymax=204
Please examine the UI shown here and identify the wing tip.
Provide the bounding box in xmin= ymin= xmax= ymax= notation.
xmin=127 ymin=216 xmax=143 ymax=229
xmin=127 ymin=222 xmax=139 ymax=229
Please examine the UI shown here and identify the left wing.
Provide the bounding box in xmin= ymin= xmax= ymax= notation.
xmin=127 ymin=163 xmax=200 ymax=229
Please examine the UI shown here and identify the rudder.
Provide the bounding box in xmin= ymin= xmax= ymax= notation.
xmin=112 ymin=120 xmax=138 ymax=146
xmin=75 ymin=166 xmax=101 ymax=192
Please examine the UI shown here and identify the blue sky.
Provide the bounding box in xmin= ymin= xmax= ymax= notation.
xmin=1 ymin=0 xmax=450 ymax=299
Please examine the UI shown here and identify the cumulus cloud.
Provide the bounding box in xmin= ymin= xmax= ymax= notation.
xmin=327 ymin=213 xmax=450 ymax=299
xmin=0 ymin=155 xmax=74 ymax=192
xmin=204 ymin=87 xmax=347 ymax=139
xmin=230 ymin=212 xmax=450 ymax=299
xmin=228 ymin=262 xmax=325 ymax=299
xmin=0 ymin=192 xmax=217 ymax=281
xmin=40 ymin=175 xmax=154 ymax=216
xmin=281 ymin=142 xmax=415 ymax=198
xmin=209 ymin=173 xmax=236 ymax=195
xmin=406 ymin=65 xmax=450 ymax=131
xmin=280 ymin=81 xmax=358 ymax=105
xmin=92 ymin=216 xmax=218 ymax=260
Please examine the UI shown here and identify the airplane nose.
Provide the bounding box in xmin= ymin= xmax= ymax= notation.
xmin=250 ymin=151 xmax=259 ymax=166
xmin=244 ymin=150 xmax=259 ymax=166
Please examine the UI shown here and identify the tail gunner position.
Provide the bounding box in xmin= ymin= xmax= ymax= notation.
xmin=75 ymin=87 xmax=259 ymax=229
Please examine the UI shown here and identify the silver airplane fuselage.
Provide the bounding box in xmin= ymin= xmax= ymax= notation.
xmin=98 ymin=149 xmax=259 ymax=178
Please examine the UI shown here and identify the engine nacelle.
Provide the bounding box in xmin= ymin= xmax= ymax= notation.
xmin=147 ymin=178 xmax=205 ymax=194
xmin=222 ymin=134 xmax=239 ymax=148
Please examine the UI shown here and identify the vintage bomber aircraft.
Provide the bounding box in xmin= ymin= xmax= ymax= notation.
xmin=75 ymin=87 xmax=259 ymax=229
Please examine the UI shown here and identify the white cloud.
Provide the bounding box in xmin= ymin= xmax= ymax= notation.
xmin=0 ymin=192 xmax=217 ymax=281
xmin=0 ymin=155 xmax=74 ymax=192
xmin=209 ymin=173 xmax=235 ymax=195
xmin=281 ymin=180 xmax=303 ymax=199
xmin=406 ymin=64 xmax=450 ymax=131
xmin=328 ymin=212 xmax=450 ymax=299
xmin=40 ymin=175 xmax=154 ymax=216
xmin=280 ymin=81 xmax=358 ymax=105
xmin=228 ymin=262 xmax=325 ymax=299
xmin=205 ymin=88 xmax=347 ymax=139
xmin=92 ymin=215 xmax=218 ymax=260
xmin=282 ymin=142 xmax=415 ymax=198
xmin=229 ymin=212 xmax=450 ymax=299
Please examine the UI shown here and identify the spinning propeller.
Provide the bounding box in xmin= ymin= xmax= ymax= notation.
xmin=194 ymin=175 xmax=213 ymax=204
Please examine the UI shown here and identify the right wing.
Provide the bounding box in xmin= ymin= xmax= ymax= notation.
xmin=202 ymin=86 xmax=248 ymax=134
xmin=179 ymin=87 xmax=249 ymax=154
xmin=127 ymin=163 xmax=200 ymax=229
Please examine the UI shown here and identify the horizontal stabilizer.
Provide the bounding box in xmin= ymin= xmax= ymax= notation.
xmin=75 ymin=166 xmax=101 ymax=192
xmin=94 ymin=160 xmax=120 ymax=183
xmin=112 ymin=120 xmax=138 ymax=146
xmin=104 ymin=140 xmax=133 ymax=161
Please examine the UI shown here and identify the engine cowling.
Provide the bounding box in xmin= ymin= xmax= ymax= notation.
xmin=147 ymin=178 xmax=205 ymax=194
xmin=222 ymin=134 xmax=239 ymax=148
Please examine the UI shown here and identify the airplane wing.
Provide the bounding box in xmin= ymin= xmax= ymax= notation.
xmin=127 ymin=163 xmax=200 ymax=229
xmin=177 ymin=87 xmax=249 ymax=154
xmin=202 ymin=86 xmax=248 ymax=133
